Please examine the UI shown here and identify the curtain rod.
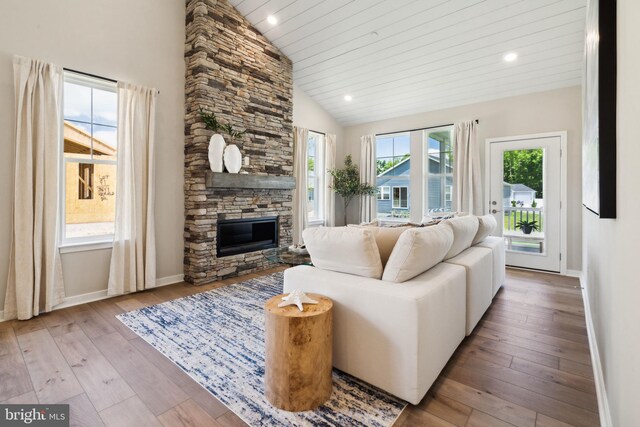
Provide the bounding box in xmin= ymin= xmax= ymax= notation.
xmin=309 ymin=129 xmax=326 ymax=136
xmin=63 ymin=67 xmax=160 ymax=94
xmin=64 ymin=68 xmax=117 ymax=83
xmin=375 ymin=119 xmax=479 ymax=137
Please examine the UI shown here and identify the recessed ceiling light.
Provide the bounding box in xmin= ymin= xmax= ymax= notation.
xmin=344 ymin=95 xmax=353 ymax=102
xmin=267 ymin=15 xmax=278 ymax=25
xmin=503 ymin=52 xmax=518 ymax=62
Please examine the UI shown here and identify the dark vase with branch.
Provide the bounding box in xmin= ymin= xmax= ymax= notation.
xmin=328 ymin=155 xmax=376 ymax=225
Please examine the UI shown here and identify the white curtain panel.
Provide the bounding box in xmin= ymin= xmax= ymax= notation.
xmin=108 ymin=82 xmax=158 ymax=296
xmin=324 ymin=133 xmax=337 ymax=227
xmin=4 ymin=56 xmax=65 ymax=320
xmin=359 ymin=135 xmax=377 ymax=223
xmin=292 ymin=126 xmax=309 ymax=246
xmin=454 ymin=120 xmax=483 ymax=215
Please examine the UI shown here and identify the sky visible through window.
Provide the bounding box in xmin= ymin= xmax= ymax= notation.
xmin=64 ymin=82 xmax=117 ymax=149
xmin=375 ymin=133 xmax=410 ymax=158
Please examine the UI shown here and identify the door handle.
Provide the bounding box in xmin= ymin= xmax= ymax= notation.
xmin=492 ymin=209 xmax=502 ymax=214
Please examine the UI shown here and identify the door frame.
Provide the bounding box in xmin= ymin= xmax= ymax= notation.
xmin=484 ymin=131 xmax=568 ymax=275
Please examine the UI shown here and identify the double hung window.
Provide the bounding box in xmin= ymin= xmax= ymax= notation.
xmin=61 ymin=72 xmax=117 ymax=245
xmin=373 ymin=126 xmax=454 ymax=221
xmin=375 ymin=132 xmax=411 ymax=220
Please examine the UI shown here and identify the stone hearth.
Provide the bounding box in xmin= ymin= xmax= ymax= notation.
xmin=184 ymin=0 xmax=293 ymax=285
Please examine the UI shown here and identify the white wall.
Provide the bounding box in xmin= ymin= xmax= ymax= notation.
xmin=292 ymin=84 xmax=346 ymax=224
xmin=583 ymin=0 xmax=640 ymax=424
xmin=0 ymin=0 xmax=185 ymax=310
xmin=343 ymin=86 xmax=583 ymax=271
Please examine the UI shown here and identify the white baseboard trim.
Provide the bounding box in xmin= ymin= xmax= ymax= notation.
xmin=54 ymin=289 xmax=110 ymax=310
xmin=155 ymin=274 xmax=185 ymax=287
xmin=0 ymin=273 xmax=185 ymax=323
xmin=565 ymin=269 xmax=582 ymax=278
xmin=578 ymin=272 xmax=613 ymax=427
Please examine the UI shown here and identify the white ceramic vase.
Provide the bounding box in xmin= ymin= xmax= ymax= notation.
xmin=208 ymin=134 xmax=226 ymax=173
xmin=223 ymin=144 xmax=242 ymax=173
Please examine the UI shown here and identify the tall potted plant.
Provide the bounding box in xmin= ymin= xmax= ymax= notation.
xmin=329 ymin=155 xmax=376 ymax=225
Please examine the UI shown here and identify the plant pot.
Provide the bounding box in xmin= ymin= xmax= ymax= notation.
xmin=521 ymin=225 xmax=534 ymax=235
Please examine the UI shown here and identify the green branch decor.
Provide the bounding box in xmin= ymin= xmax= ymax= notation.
xmin=199 ymin=108 xmax=245 ymax=140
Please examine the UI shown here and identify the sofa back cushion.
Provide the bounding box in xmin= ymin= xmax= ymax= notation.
xmin=442 ymin=216 xmax=479 ymax=260
xmin=473 ymin=214 xmax=497 ymax=245
xmin=303 ymin=227 xmax=383 ymax=278
xmin=382 ymin=226 xmax=454 ymax=283
xmin=348 ymin=225 xmax=411 ymax=266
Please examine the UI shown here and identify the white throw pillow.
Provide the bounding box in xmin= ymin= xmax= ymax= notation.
xmin=442 ymin=216 xmax=479 ymax=260
xmin=473 ymin=214 xmax=497 ymax=245
xmin=382 ymin=226 xmax=454 ymax=283
xmin=303 ymin=227 xmax=383 ymax=279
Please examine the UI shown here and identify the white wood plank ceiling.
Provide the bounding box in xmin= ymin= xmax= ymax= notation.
xmin=228 ymin=0 xmax=586 ymax=125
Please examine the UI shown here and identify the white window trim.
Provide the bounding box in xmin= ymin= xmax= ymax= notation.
xmin=59 ymin=71 xmax=118 ymax=250
xmin=59 ymin=240 xmax=113 ymax=254
xmin=391 ymin=186 xmax=409 ymax=209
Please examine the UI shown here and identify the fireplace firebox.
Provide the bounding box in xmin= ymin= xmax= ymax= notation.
xmin=217 ymin=216 xmax=279 ymax=257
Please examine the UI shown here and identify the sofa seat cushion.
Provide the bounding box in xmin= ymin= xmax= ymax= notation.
xmin=442 ymin=216 xmax=480 ymax=260
xmin=473 ymin=214 xmax=498 ymax=245
xmin=303 ymin=227 xmax=383 ymax=278
xmin=382 ymin=226 xmax=454 ymax=283
xmin=475 ymin=236 xmax=506 ymax=297
xmin=443 ymin=246 xmax=493 ymax=335
xmin=284 ymin=263 xmax=466 ymax=404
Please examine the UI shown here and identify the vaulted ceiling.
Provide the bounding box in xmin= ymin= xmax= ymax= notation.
xmin=228 ymin=0 xmax=586 ymax=125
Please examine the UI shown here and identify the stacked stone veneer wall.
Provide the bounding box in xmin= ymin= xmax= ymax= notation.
xmin=184 ymin=0 xmax=293 ymax=285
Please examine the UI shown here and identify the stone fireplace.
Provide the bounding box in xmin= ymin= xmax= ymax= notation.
xmin=184 ymin=0 xmax=293 ymax=285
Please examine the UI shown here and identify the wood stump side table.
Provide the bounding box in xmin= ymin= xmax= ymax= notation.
xmin=264 ymin=293 xmax=333 ymax=411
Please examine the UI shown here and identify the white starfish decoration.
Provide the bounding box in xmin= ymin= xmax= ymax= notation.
xmin=278 ymin=289 xmax=318 ymax=311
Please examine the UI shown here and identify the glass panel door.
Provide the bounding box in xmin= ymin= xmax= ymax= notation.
xmin=489 ymin=136 xmax=562 ymax=272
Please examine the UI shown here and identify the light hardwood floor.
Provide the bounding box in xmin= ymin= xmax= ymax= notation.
xmin=0 ymin=267 xmax=599 ymax=427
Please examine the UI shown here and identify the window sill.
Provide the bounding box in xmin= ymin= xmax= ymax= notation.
xmin=59 ymin=240 xmax=113 ymax=254
xmin=308 ymin=220 xmax=326 ymax=227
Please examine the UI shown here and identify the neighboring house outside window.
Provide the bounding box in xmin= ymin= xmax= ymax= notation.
xmin=307 ymin=131 xmax=325 ymax=224
xmin=62 ymin=71 xmax=117 ymax=245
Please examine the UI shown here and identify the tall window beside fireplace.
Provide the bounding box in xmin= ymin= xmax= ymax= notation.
xmin=307 ymin=131 xmax=325 ymax=225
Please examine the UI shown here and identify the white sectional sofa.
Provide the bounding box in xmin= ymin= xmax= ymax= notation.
xmin=477 ymin=236 xmax=506 ymax=297
xmin=282 ymin=215 xmax=505 ymax=405
xmin=284 ymin=263 xmax=466 ymax=405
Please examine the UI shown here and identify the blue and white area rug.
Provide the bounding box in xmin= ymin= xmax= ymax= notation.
xmin=117 ymin=272 xmax=406 ymax=426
